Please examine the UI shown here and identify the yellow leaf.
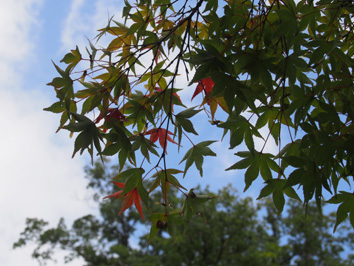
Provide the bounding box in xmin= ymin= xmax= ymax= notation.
xmin=107 ymin=37 xmax=124 ymax=52
xmin=106 ymin=26 xmax=128 ymax=36
xmin=209 ymin=99 xmax=218 ymax=120
xmin=215 ymin=97 xmax=229 ymax=113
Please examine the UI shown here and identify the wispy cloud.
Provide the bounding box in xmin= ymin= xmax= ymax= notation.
xmin=0 ymin=0 xmax=43 ymax=88
xmin=0 ymin=1 xmax=96 ymax=265
xmin=60 ymin=0 xmax=87 ymax=51
xmin=60 ymin=0 xmax=123 ymax=51
xmin=0 ymin=0 xmax=42 ymax=63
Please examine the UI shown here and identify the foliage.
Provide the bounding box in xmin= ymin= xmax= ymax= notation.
xmin=45 ymin=0 xmax=354 ymax=232
xmin=14 ymin=162 xmax=354 ymax=266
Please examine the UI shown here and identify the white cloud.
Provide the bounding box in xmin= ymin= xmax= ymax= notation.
xmin=60 ymin=0 xmax=87 ymax=51
xmin=92 ymin=0 xmax=123 ymax=29
xmin=0 ymin=0 xmax=42 ymax=63
xmin=254 ymin=126 xmax=279 ymax=155
xmin=0 ymin=1 xmax=95 ymax=265
xmin=60 ymin=0 xmax=123 ymax=51
xmin=0 ymin=91 xmax=91 ymax=266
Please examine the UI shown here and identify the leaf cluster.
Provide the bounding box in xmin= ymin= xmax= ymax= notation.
xmin=45 ymin=0 xmax=354 ymax=232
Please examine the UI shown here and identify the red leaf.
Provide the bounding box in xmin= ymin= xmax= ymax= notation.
xmin=145 ymin=128 xmax=178 ymax=152
xmin=103 ymin=182 xmax=125 ymax=199
xmin=106 ymin=108 xmax=126 ymax=122
xmin=154 ymin=48 xmax=162 ymax=64
xmin=118 ymin=192 xmax=134 ymax=215
xmin=94 ymin=108 xmax=126 ymax=124
xmin=111 ymin=181 xmax=125 ymax=188
xmin=145 ymin=128 xmax=159 ymax=142
xmin=103 ymin=190 xmax=123 ymax=199
xmin=191 ymin=77 xmax=215 ymax=101
xmin=133 ymin=188 xmax=144 ymax=219
xmin=94 ymin=113 xmax=104 ymax=124
xmin=104 ymin=183 xmax=145 ymax=220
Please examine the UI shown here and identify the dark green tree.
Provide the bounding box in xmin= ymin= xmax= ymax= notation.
xmin=144 ymin=190 xmax=354 ymax=266
xmin=141 ymin=186 xmax=283 ymax=266
xmin=281 ymin=199 xmax=354 ymax=266
xmin=14 ymin=162 xmax=354 ymax=266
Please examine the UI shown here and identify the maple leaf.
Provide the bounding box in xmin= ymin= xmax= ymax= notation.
xmin=94 ymin=108 xmax=126 ymax=124
xmin=191 ymin=77 xmax=214 ymax=101
xmin=106 ymin=108 xmax=126 ymax=122
xmin=145 ymin=128 xmax=178 ymax=152
xmin=141 ymin=46 xmax=161 ymax=64
xmin=151 ymin=87 xmax=182 ymax=105
xmin=104 ymin=182 xmax=145 ymax=220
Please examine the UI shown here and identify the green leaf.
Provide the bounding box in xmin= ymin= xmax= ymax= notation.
xmin=167 ymin=170 xmax=186 ymax=190
xmin=194 ymin=194 xmax=218 ymax=204
xmin=116 ymin=168 xmax=145 ymax=196
xmin=166 ymin=212 xmax=183 ymax=238
xmin=283 ymin=186 xmax=301 ymax=201
xmin=334 ymin=202 xmax=350 ymax=232
xmin=259 ymin=158 xmax=272 ymax=180
xmin=46 ymin=77 xmax=67 ymax=89
xmin=255 ymin=110 xmax=270 ymax=129
xmin=244 ymin=130 xmax=254 ymax=152
xmin=181 ymin=197 xmax=193 ymax=222
xmin=63 ymin=121 xmax=92 ymax=132
xmin=181 ymin=189 xmax=216 ymax=223
xmin=148 ymin=222 xmax=159 ymax=241
xmin=285 ymin=168 xmax=304 ymax=188
xmin=72 ymin=130 xmax=92 ymax=158
xmin=137 ymin=178 xmax=149 ymax=209
xmin=175 ymin=116 xmax=198 ymax=135
xmin=180 ymin=141 xmax=216 ymax=177
xmin=115 ymin=168 xmax=144 ymax=179
xmin=226 ymin=157 xmax=252 ymax=170
xmin=283 ymin=156 xmax=306 ymax=168
xmin=229 ymin=127 xmax=244 ymax=149
xmin=327 ymin=192 xmax=354 ymax=232
xmin=149 ymin=174 xmax=161 ymax=193
xmin=176 ymin=107 xmax=202 ymax=118
xmin=102 ymin=143 xmax=121 ymax=156
xmin=130 ymin=135 xmax=158 ymax=163
xmin=273 ymin=189 xmax=285 ymax=213
xmin=244 ymin=163 xmax=259 ymax=192
xmin=257 ymin=183 xmax=274 ymax=199
xmin=43 ymin=102 xmax=65 ymax=113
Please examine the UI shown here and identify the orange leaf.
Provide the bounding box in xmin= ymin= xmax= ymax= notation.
xmin=94 ymin=108 xmax=126 ymax=124
xmin=145 ymin=128 xmax=178 ymax=152
xmin=106 ymin=108 xmax=126 ymax=122
xmin=133 ymin=188 xmax=145 ymax=220
xmin=104 ymin=183 xmax=145 ymax=220
xmin=209 ymin=98 xmax=218 ymax=120
xmin=103 ymin=190 xmax=123 ymax=199
xmin=118 ymin=192 xmax=134 ymax=215
xmin=111 ymin=181 xmax=125 ymax=189
xmin=103 ymin=182 xmax=125 ymax=199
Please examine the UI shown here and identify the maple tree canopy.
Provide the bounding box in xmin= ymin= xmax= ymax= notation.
xmin=46 ymin=0 xmax=354 ymax=235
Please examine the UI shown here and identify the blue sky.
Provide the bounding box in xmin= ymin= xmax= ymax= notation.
xmin=2 ymin=0 xmax=350 ymax=265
